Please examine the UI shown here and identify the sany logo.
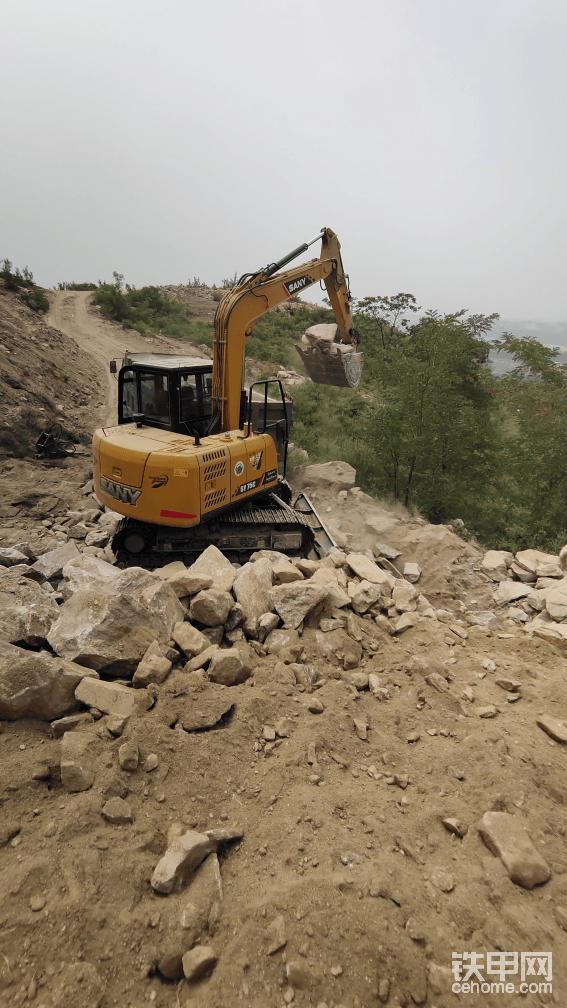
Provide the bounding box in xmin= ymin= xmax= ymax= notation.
xmin=283 ymin=274 xmax=313 ymax=296
xmin=100 ymin=476 xmax=141 ymax=506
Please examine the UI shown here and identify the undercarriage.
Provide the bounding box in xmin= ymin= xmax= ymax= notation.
xmin=112 ymin=492 xmax=336 ymax=567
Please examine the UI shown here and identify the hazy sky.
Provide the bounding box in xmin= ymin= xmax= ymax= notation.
xmin=1 ymin=0 xmax=566 ymax=319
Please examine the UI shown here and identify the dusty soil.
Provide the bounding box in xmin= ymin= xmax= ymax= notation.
xmin=0 ymin=293 xmax=566 ymax=1008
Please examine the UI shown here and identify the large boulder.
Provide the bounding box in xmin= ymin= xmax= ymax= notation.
xmin=132 ymin=639 xmax=173 ymax=687
xmin=392 ymin=579 xmax=420 ymax=612
xmin=480 ymin=550 xmax=513 ymax=582
xmin=60 ymin=555 xmax=119 ymax=599
xmin=349 ymin=580 xmax=382 ymax=614
xmin=186 ymin=545 xmax=236 ymax=594
xmin=268 ymin=581 xmax=331 ymax=630
xmin=0 ymin=641 xmax=98 ymax=720
xmin=493 ymin=581 xmax=534 ymax=605
xmin=172 ymin=622 xmax=210 ymax=658
xmin=478 ymin=811 xmax=550 ymax=888
xmin=515 ymin=549 xmax=561 ymax=578
xmin=75 ymin=677 xmax=153 ymax=717
xmin=530 ymin=624 xmax=567 ymax=652
xmin=207 ymin=649 xmax=250 ymax=686
xmin=154 ymin=561 xmax=214 ymax=597
xmin=309 ymin=567 xmax=350 ymax=608
xmin=545 ymin=583 xmax=567 ymax=621
xmin=189 ymin=589 xmax=234 ymax=627
xmin=288 ymin=461 xmax=357 ymax=494
xmin=0 ymin=568 xmax=61 ymax=645
xmin=47 ymin=568 xmax=184 ymax=675
xmin=301 ymin=322 xmax=338 ymax=348
xmin=272 ymin=559 xmax=304 ymax=584
xmin=30 ymin=540 xmax=81 ymax=580
xmin=0 ymin=547 xmax=30 ymax=566
xmin=346 ymin=553 xmax=395 ymax=590
xmin=233 ymin=558 xmax=275 ymax=637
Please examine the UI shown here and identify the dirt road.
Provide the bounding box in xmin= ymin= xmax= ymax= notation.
xmin=46 ymin=291 xmax=152 ymax=426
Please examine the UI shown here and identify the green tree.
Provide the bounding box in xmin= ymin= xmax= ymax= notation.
xmin=491 ymin=333 xmax=567 ymax=550
xmin=1 ymin=259 xmax=48 ymax=311
xmin=354 ymin=292 xmax=421 ymax=358
xmin=360 ymin=309 xmax=498 ymax=516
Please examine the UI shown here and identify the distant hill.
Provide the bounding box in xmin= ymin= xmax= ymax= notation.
xmin=489 ymin=319 xmax=567 ymax=375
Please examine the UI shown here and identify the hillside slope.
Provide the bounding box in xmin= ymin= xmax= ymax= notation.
xmin=0 ymin=460 xmax=566 ymax=1007
xmin=0 ymin=286 xmax=566 ymax=1008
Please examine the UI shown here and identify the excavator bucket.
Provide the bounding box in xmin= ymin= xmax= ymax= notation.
xmin=294 ymin=343 xmax=364 ymax=388
xmin=294 ymin=322 xmax=363 ymax=388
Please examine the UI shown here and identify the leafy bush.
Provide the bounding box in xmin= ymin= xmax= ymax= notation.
xmin=56 ymin=281 xmax=98 ymax=290
xmin=24 ymin=287 xmax=49 ymax=312
xmin=0 ymin=260 xmax=49 ymax=312
xmin=92 ymin=277 xmax=214 ymax=345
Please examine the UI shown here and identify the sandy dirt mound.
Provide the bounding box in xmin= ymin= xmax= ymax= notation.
xmin=1 ymin=490 xmax=567 ymax=1007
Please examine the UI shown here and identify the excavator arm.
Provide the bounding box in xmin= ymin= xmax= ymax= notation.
xmin=211 ymin=227 xmax=362 ymax=432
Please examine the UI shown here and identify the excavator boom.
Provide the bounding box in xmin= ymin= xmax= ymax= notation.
xmin=211 ymin=227 xmax=362 ymax=431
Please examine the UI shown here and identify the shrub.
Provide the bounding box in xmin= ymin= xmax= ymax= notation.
xmin=1 ymin=259 xmax=49 ymax=311
xmin=92 ymin=280 xmax=214 ymax=345
xmin=56 ymin=282 xmax=98 ymax=290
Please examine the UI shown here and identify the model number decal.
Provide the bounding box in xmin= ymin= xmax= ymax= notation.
xmin=233 ymin=478 xmax=261 ymax=496
xmin=283 ymin=274 xmax=314 ymax=296
xmin=100 ymin=476 xmax=141 ymax=506
xmin=232 ymin=469 xmax=278 ymax=497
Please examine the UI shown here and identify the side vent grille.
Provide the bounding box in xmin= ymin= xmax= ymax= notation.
xmin=203 ymin=489 xmax=227 ymax=510
xmin=202 ymin=449 xmax=227 ymax=462
xmin=203 ymin=462 xmax=227 ymax=478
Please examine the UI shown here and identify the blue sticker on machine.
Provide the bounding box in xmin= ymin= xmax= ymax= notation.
xmin=283 ymin=275 xmax=314 ymax=296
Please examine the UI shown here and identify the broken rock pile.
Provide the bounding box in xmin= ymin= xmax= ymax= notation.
xmin=2 ymin=466 xmax=567 ymax=1006
xmin=482 ymin=546 xmax=567 ymax=649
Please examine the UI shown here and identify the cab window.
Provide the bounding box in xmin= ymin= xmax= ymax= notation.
xmin=121 ymin=370 xmax=137 ymax=419
xmin=139 ymin=372 xmax=170 ymax=424
xmin=180 ymin=372 xmax=212 ymax=422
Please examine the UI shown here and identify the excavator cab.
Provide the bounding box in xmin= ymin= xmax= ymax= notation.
xmin=115 ymin=353 xmax=214 ymax=439
xmin=113 ymin=353 xmax=291 ymax=465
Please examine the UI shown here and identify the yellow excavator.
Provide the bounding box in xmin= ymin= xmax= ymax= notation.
xmin=92 ymin=228 xmax=363 ymax=565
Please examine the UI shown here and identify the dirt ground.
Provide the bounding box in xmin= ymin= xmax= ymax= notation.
xmin=0 ymin=290 xmax=566 ymax=1008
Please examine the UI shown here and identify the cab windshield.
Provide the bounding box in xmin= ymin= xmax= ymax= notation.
xmin=139 ymin=372 xmax=170 ymax=424
xmin=121 ymin=370 xmax=170 ymax=425
xmin=180 ymin=371 xmax=212 ymax=422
